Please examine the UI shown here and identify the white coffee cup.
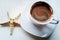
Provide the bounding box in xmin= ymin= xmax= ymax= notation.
xmin=30 ymin=1 xmax=59 ymax=25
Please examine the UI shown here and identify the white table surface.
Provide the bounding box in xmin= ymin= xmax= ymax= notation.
xmin=0 ymin=0 xmax=60 ymax=40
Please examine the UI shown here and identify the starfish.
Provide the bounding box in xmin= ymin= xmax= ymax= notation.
xmin=0 ymin=12 xmax=21 ymax=35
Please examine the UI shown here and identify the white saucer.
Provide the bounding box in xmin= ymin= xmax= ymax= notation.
xmin=20 ymin=9 xmax=56 ymax=38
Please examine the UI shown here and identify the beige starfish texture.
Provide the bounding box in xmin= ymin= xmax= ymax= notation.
xmin=0 ymin=12 xmax=21 ymax=35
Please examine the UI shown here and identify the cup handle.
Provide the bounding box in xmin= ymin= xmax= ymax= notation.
xmin=50 ymin=19 xmax=59 ymax=24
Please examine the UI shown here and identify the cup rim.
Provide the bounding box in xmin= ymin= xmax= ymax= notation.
xmin=30 ymin=1 xmax=53 ymax=25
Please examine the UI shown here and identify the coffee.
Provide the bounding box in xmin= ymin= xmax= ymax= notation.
xmin=31 ymin=6 xmax=52 ymax=22
xmin=30 ymin=1 xmax=53 ymax=24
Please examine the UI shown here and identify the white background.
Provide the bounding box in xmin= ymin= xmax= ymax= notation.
xmin=0 ymin=0 xmax=60 ymax=40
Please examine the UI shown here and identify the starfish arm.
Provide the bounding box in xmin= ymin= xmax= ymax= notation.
xmin=0 ymin=21 xmax=10 ymax=26
xmin=14 ymin=13 xmax=21 ymax=20
xmin=13 ymin=22 xmax=21 ymax=27
xmin=9 ymin=23 xmax=14 ymax=35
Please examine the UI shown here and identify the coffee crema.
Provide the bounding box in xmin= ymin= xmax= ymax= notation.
xmin=31 ymin=6 xmax=52 ymax=22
